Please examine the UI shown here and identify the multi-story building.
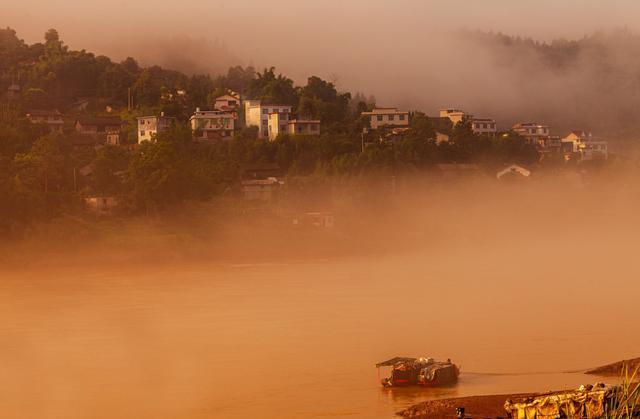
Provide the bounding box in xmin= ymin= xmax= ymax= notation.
xmin=512 ymin=122 xmax=550 ymax=146
xmin=190 ymin=108 xmax=235 ymax=140
xmin=136 ymin=113 xmax=175 ymax=143
xmin=26 ymin=110 xmax=64 ymax=132
xmin=470 ymin=118 xmax=497 ymax=135
xmin=244 ymin=100 xmax=293 ymax=139
xmin=361 ymin=108 xmax=409 ymax=130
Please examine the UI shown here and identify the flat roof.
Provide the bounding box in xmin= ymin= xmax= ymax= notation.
xmin=288 ymin=119 xmax=320 ymax=124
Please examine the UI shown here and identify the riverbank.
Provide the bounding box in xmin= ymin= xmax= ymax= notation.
xmin=397 ymin=393 xmax=532 ymax=418
xmin=399 ymin=358 xmax=640 ymax=418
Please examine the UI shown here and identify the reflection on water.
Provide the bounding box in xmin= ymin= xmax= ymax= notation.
xmin=0 ymin=242 xmax=637 ymax=418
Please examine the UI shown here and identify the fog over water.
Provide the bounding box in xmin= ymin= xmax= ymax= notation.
xmin=3 ymin=2 xmax=640 ymax=417
xmin=1 ymin=177 xmax=639 ymax=418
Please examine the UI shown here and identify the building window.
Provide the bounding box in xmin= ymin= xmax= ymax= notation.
xmin=377 ymin=115 xmax=383 ymax=122
xmin=388 ymin=115 xmax=395 ymax=121
xmin=399 ymin=114 xmax=405 ymax=121
xmin=311 ymin=124 xmax=319 ymax=131
xmin=262 ymin=109 xmax=269 ymax=114
xmin=140 ymin=130 xmax=145 ymax=136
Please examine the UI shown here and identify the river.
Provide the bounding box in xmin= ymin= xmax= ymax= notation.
xmin=1 ymin=236 xmax=637 ymax=418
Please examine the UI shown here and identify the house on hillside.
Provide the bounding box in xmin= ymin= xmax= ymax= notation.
xmin=190 ymin=108 xmax=235 ymax=140
xmin=361 ymin=108 xmax=409 ymax=130
xmin=241 ymin=177 xmax=284 ymax=201
xmin=137 ymin=113 xmax=175 ymax=143
xmin=287 ymin=119 xmax=321 ymax=136
xmin=561 ymin=130 xmax=608 ymax=161
xmin=512 ymin=122 xmax=550 ymax=146
xmin=244 ymin=100 xmax=293 ymax=139
xmin=74 ymin=116 xmax=128 ymax=146
xmin=214 ymin=91 xmax=240 ymax=112
xmin=267 ymin=113 xmax=321 ymax=140
xmin=439 ymin=108 xmax=470 ymax=125
xmin=470 ymin=117 xmax=497 ymax=135
xmin=26 ymin=110 xmax=64 ymax=132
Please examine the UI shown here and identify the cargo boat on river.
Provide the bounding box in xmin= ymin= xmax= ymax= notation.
xmin=376 ymin=357 xmax=460 ymax=387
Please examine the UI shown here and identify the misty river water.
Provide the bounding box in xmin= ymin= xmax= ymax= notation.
xmin=1 ymin=240 xmax=638 ymax=418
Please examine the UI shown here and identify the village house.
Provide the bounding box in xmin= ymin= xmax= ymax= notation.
xmin=538 ymin=135 xmax=562 ymax=150
xmin=74 ymin=116 xmax=128 ymax=145
xmin=267 ymin=113 xmax=321 ymax=140
xmin=361 ymin=108 xmax=410 ymax=130
xmin=214 ymin=91 xmax=240 ymax=112
xmin=244 ymin=100 xmax=293 ymax=139
xmin=561 ymin=130 xmax=608 ymax=161
xmin=136 ymin=113 xmax=175 ymax=143
xmin=287 ymin=119 xmax=321 ymax=136
xmin=26 ymin=110 xmax=64 ymax=132
xmin=439 ymin=108 xmax=470 ymax=125
xmin=470 ymin=117 xmax=497 ymax=135
xmin=190 ymin=108 xmax=235 ymax=140
xmin=512 ymin=122 xmax=550 ymax=146
xmin=240 ymin=162 xmax=284 ymax=201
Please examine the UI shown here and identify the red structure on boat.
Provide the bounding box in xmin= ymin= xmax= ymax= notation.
xmin=376 ymin=357 xmax=460 ymax=387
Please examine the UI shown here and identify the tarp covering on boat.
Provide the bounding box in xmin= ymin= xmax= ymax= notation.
xmin=376 ymin=357 xmax=417 ymax=368
xmin=504 ymin=383 xmax=613 ymax=418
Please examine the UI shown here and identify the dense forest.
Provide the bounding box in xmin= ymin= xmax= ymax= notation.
xmin=0 ymin=28 xmax=545 ymax=234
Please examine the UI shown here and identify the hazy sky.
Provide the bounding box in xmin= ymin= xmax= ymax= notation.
xmin=4 ymin=0 xmax=640 ymax=124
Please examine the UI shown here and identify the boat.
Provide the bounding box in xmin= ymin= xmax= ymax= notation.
xmin=376 ymin=356 xmax=460 ymax=387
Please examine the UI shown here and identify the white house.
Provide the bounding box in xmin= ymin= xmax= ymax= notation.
xmin=361 ymin=108 xmax=409 ymax=130
xmin=470 ymin=118 xmax=497 ymax=135
xmin=244 ymin=100 xmax=293 ymax=139
xmin=137 ymin=113 xmax=175 ymax=143
xmin=190 ymin=108 xmax=235 ymax=140
xmin=214 ymin=91 xmax=240 ymax=112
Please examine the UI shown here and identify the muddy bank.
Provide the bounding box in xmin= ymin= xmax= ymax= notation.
xmin=585 ymin=357 xmax=640 ymax=376
xmin=397 ymin=393 xmax=532 ymax=418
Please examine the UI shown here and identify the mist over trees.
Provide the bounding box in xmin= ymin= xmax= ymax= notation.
xmin=0 ymin=28 xmax=551 ymax=234
xmin=458 ymin=29 xmax=640 ymax=138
